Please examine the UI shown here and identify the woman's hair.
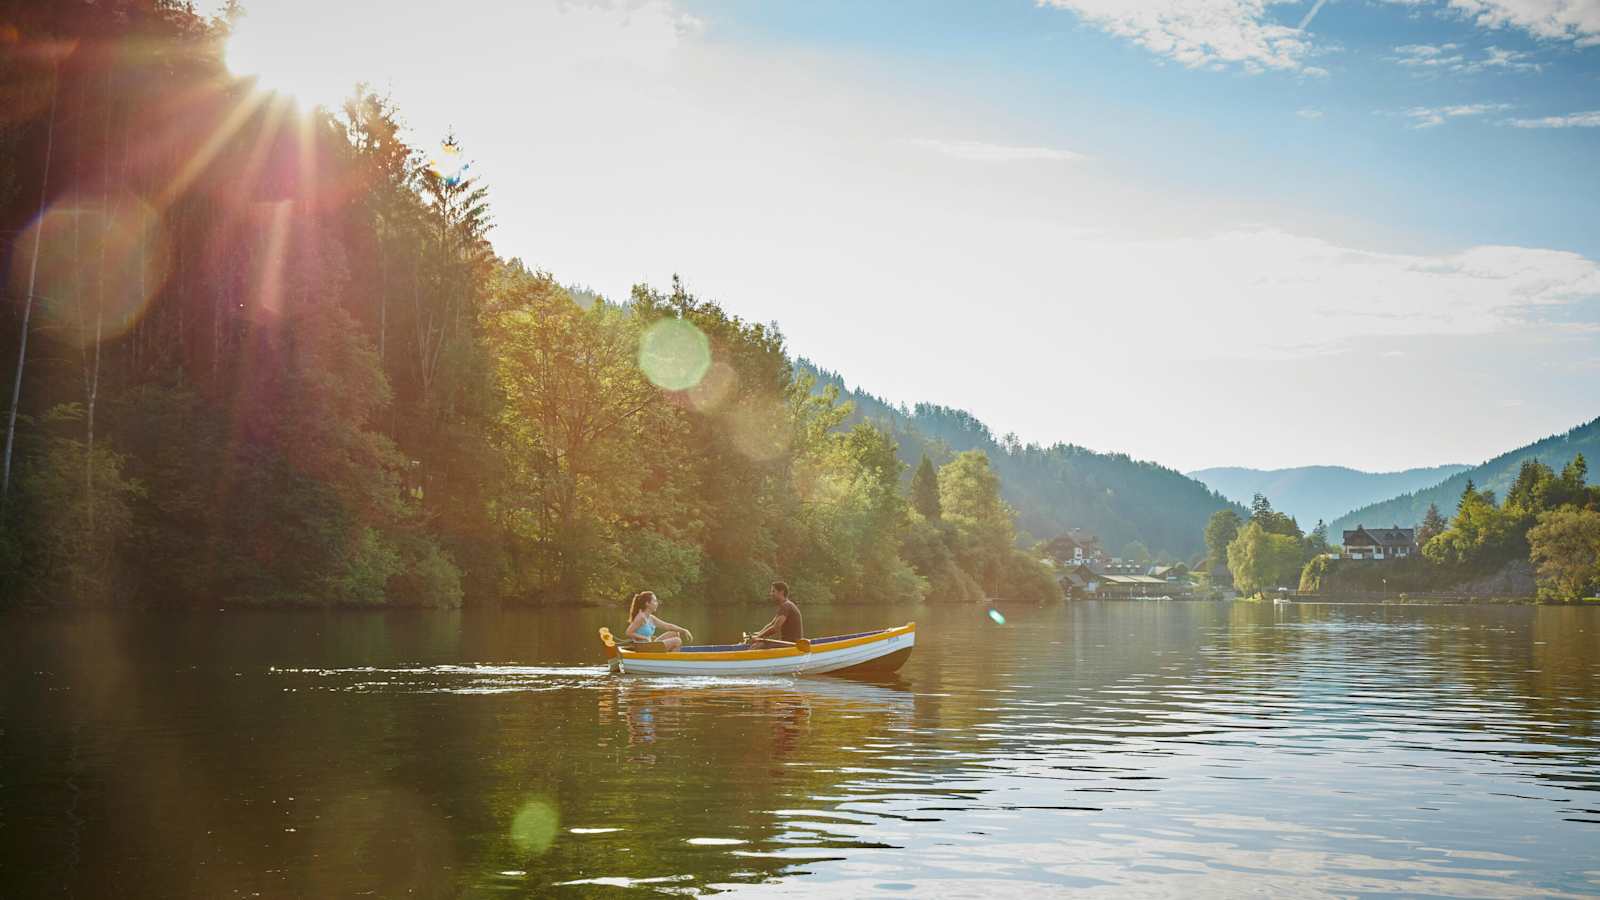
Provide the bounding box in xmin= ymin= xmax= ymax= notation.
xmin=628 ymin=591 xmax=656 ymax=623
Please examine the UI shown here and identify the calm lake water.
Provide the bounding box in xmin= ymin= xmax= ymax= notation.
xmin=3 ymin=601 xmax=1598 ymax=897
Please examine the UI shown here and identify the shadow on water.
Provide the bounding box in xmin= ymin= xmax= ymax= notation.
xmin=1 ymin=601 xmax=1597 ymax=896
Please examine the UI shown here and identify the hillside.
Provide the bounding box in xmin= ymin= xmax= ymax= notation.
xmin=1189 ymin=464 xmax=1471 ymax=530
xmin=801 ymin=362 xmax=1244 ymax=561
xmin=1328 ymin=416 xmax=1600 ymax=537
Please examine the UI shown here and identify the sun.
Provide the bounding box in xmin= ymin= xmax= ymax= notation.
xmin=223 ymin=19 xmax=347 ymax=112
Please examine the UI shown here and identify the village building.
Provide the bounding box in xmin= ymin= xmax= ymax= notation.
xmin=1341 ymin=526 xmax=1417 ymax=560
xmin=1042 ymin=530 xmax=1108 ymax=568
xmin=1059 ymin=565 xmax=1100 ymax=600
xmin=1094 ymin=574 xmax=1172 ymax=600
xmin=1148 ymin=563 xmax=1189 ymax=580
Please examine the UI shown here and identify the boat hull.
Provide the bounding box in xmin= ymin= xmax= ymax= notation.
xmin=600 ymin=623 xmax=915 ymax=677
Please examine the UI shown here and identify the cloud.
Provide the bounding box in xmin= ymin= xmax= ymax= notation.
xmin=1508 ymin=109 xmax=1600 ymax=126
xmin=1296 ymin=107 xmax=1324 ymax=118
xmin=1479 ymin=45 xmax=1542 ymax=71
xmin=1390 ymin=41 xmax=1540 ymax=73
xmin=1446 ymin=0 xmax=1600 ymax=47
xmin=1062 ymin=229 xmax=1600 ymax=356
xmin=1398 ymin=102 xmax=1512 ymax=127
xmin=1036 ymin=0 xmax=1317 ymax=72
xmin=911 ymin=138 xmax=1085 ymax=162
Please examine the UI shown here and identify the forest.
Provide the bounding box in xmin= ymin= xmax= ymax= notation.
xmin=1215 ymin=456 xmax=1600 ymax=601
xmin=803 ymin=363 xmax=1244 ymax=562
xmin=0 ymin=2 xmax=1061 ymax=608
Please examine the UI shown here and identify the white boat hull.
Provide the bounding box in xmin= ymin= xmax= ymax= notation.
xmin=600 ymin=623 xmax=915 ymax=677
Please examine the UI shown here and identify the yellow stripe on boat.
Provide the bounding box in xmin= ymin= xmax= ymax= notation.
xmin=598 ymin=623 xmax=916 ymax=676
xmin=618 ymin=623 xmax=914 ymax=661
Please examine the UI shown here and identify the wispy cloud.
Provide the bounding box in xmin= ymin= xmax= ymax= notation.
xmin=911 ymin=138 xmax=1085 ymax=162
xmin=1508 ymin=110 xmax=1600 ymax=127
xmin=1390 ymin=42 xmax=1540 ymax=73
xmin=1036 ymin=0 xmax=1319 ymax=73
xmin=1297 ymin=107 xmax=1324 ymax=119
xmin=1398 ymin=102 xmax=1512 ymax=127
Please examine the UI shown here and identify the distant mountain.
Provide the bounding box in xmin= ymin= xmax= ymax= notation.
xmin=1188 ymin=464 xmax=1471 ymax=530
xmin=800 ymin=361 xmax=1244 ymax=561
xmin=1327 ymin=416 xmax=1600 ymax=538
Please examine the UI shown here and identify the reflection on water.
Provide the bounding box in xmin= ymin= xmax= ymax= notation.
xmin=1 ymin=602 xmax=1597 ymax=896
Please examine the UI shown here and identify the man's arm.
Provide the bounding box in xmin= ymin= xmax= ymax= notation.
xmin=751 ymin=613 xmax=787 ymax=642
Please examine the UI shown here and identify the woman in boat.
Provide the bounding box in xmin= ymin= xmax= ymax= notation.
xmin=625 ymin=591 xmax=693 ymax=651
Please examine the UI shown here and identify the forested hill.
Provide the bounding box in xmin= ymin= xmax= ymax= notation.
xmin=1189 ymin=464 xmax=1471 ymax=531
xmin=0 ymin=4 xmax=1068 ymax=609
xmin=1328 ymin=416 xmax=1600 ymax=537
xmin=800 ymin=362 xmax=1244 ymax=561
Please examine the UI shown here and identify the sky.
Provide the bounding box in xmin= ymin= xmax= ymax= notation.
xmin=217 ymin=0 xmax=1600 ymax=474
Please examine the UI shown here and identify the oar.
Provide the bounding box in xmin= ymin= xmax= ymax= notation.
xmin=742 ymin=636 xmax=811 ymax=651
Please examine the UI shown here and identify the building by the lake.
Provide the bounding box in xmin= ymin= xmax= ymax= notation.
xmin=1341 ymin=526 xmax=1417 ymax=560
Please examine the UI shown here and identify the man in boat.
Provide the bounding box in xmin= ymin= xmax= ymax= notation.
xmin=745 ymin=581 xmax=803 ymax=649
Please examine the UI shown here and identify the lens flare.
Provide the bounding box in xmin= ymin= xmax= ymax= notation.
xmin=9 ymin=195 xmax=170 ymax=347
xmin=727 ymin=398 xmax=791 ymax=462
xmin=510 ymin=798 xmax=559 ymax=855
xmin=427 ymin=139 xmax=471 ymax=187
xmin=687 ymin=360 xmax=737 ymax=412
xmin=638 ymin=318 xmax=711 ymax=391
xmin=987 ymin=608 xmax=1006 ymax=625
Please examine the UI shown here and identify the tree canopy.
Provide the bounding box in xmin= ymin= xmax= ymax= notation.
xmin=0 ymin=4 xmax=1054 ymax=610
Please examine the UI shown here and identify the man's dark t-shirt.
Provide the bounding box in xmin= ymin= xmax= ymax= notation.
xmin=778 ymin=598 xmax=803 ymax=642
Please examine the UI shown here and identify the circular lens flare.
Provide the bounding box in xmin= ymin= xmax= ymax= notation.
xmin=9 ymin=195 xmax=169 ymax=348
xmin=638 ymin=318 xmax=711 ymax=391
xmin=688 ymin=360 xmax=737 ymax=412
xmin=987 ymin=608 xmax=1006 ymax=625
xmin=727 ymin=398 xmax=791 ymax=462
xmin=510 ymin=799 xmax=559 ymax=855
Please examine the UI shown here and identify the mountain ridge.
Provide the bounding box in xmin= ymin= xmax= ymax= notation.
xmin=1188 ymin=463 xmax=1472 ymax=530
xmin=1327 ymin=416 xmax=1600 ymax=538
xmin=799 ymin=360 xmax=1244 ymax=561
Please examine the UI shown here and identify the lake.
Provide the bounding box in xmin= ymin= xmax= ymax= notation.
xmin=2 ymin=600 xmax=1597 ymax=897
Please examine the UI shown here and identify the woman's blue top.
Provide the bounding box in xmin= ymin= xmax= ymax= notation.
xmin=636 ymin=618 xmax=656 ymax=639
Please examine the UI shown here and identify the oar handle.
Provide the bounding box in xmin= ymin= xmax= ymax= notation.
xmin=742 ymin=635 xmax=811 ymax=651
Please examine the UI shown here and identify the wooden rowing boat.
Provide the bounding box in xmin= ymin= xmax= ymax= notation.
xmin=598 ymin=622 xmax=915 ymax=676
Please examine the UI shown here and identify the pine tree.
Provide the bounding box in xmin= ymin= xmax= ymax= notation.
xmin=1308 ymin=519 xmax=1330 ymax=553
xmin=911 ymin=454 xmax=941 ymax=520
xmin=1418 ymin=502 xmax=1447 ymax=548
xmin=1251 ymin=492 xmax=1273 ymax=520
xmin=1562 ymin=452 xmax=1587 ymax=488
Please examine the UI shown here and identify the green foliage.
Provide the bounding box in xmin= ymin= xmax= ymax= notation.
xmin=0 ymin=7 xmax=1059 ymax=613
xmin=1249 ymin=493 xmax=1302 ymax=538
xmin=1527 ymin=507 xmax=1600 ymax=601
xmin=1204 ymin=509 xmax=1242 ymax=579
xmin=1423 ymin=482 xmax=1526 ymax=569
xmin=390 ymin=535 xmax=466 ymax=609
xmin=1329 ymin=419 xmax=1600 ymax=538
xmin=1 ymin=406 xmax=142 ymax=603
xmin=1305 ymin=519 xmax=1331 ymax=555
xmin=319 ymin=528 xmax=404 ymax=606
xmin=1417 ymin=503 xmax=1448 ymax=548
xmin=801 ymin=363 xmax=1241 ymax=559
xmin=1226 ymin=520 xmax=1306 ymax=594
xmin=911 ymin=455 xmax=941 ymax=520
xmin=1299 ymin=554 xmax=1330 ymax=592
